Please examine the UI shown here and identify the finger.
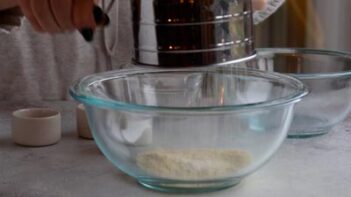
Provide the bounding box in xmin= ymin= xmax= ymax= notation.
xmin=49 ymin=0 xmax=74 ymax=30
xmin=72 ymin=0 xmax=95 ymax=29
xmin=31 ymin=0 xmax=62 ymax=32
xmin=18 ymin=0 xmax=43 ymax=32
xmin=252 ymin=0 xmax=268 ymax=11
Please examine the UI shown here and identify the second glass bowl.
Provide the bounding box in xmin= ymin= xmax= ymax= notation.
xmin=244 ymin=48 xmax=351 ymax=137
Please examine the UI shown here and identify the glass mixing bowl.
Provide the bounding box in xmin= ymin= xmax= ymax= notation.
xmin=70 ymin=67 xmax=307 ymax=193
xmin=242 ymin=48 xmax=351 ymax=137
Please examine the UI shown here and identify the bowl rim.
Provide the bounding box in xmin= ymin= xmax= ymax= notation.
xmin=256 ymin=48 xmax=351 ymax=79
xmin=70 ymin=67 xmax=308 ymax=113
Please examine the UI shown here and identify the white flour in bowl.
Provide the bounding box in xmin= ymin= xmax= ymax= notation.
xmin=136 ymin=148 xmax=251 ymax=180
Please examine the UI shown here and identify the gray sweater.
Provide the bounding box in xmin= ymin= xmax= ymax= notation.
xmin=0 ymin=0 xmax=133 ymax=102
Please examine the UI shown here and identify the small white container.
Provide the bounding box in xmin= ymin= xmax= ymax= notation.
xmin=77 ymin=104 xmax=93 ymax=139
xmin=12 ymin=108 xmax=61 ymax=147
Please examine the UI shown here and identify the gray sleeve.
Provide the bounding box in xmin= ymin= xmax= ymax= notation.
xmin=0 ymin=7 xmax=23 ymax=33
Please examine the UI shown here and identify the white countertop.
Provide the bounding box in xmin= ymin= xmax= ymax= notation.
xmin=0 ymin=101 xmax=350 ymax=197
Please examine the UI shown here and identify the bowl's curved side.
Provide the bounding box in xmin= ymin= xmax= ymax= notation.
xmin=82 ymin=101 xmax=296 ymax=192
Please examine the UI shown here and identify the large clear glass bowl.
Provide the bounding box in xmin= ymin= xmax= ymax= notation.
xmin=70 ymin=67 xmax=307 ymax=193
xmin=243 ymin=48 xmax=351 ymax=137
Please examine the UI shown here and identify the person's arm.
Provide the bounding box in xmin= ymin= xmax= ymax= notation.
xmin=0 ymin=0 xmax=280 ymax=33
xmin=0 ymin=0 xmax=18 ymax=11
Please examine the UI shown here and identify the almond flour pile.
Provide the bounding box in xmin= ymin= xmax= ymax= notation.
xmin=136 ymin=148 xmax=251 ymax=180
